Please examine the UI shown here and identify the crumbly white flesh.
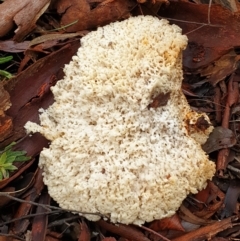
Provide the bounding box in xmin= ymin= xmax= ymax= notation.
xmin=25 ymin=16 xmax=215 ymax=225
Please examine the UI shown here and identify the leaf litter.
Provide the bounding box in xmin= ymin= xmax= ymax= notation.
xmin=1 ymin=0 xmax=240 ymax=240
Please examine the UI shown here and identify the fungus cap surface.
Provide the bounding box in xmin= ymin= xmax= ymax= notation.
xmin=25 ymin=16 xmax=215 ymax=225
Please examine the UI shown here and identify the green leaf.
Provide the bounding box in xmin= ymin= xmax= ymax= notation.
xmin=0 ymin=70 xmax=13 ymax=79
xmin=4 ymin=164 xmax=18 ymax=171
xmin=0 ymin=167 xmax=8 ymax=179
xmin=0 ymin=56 xmax=13 ymax=64
xmin=15 ymin=156 xmax=31 ymax=162
xmin=0 ymin=142 xmax=31 ymax=181
xmin=0 ymin=152 xmax=7 ymax=164
xmin=0 ymin=142 xmax=16 ymax=154
xmin=5 ymin=155 xmax=16 ymax=163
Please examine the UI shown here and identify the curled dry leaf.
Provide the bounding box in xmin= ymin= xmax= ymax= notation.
xmin=202 ymin=126 xmax=236 ymax=153
xmin=193 ymin=181 xmax=225 ymax=219
xmin=0 ymin=0 xmax=50 ymax=41
xmin=55 ymin=0 xmax=134 ymax=32
xmin=148 ymin=214 xmax=185 ymax=232
xmin=179 ymin=204 xmax=214 ymax=226
xmin=200 ymin=50 xmax=240 ymax=86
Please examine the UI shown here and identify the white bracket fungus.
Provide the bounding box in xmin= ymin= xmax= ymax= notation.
xmin=25 ymin=16 xmax=215 ymax=225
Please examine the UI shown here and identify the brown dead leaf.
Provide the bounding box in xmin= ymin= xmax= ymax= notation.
xmin=221 ymin=179 xmax=240 ymax=219
xmin=179 ymin=204 xmax=214 ymax=226
xmin=217 ymin=148 xmax=232 ymax=175
xmin=0 ymin=41 xmax=80 ymax=148
xmin=0 ymin=0 xmax=50 ymax=41
xmin=158 ymin=2 xmax=240 ymax=70
xmin=200 ymin=51 xmax=240 ymax=86
xmin=78 ymin=221 xmax=91 ymax=241
xmin=102 ymin=238 xmax=117 ymax=241
xmin=193 ymin=181 xmax=225 ymax=219
xmin=202 ymin=126 xmax=236 ymax=153
xmin=148 ymin=92 xmax=170 ymax=109
xmin=0 ymin=40 xmax=30 ymax=53
xmin=55 ymin=0 xmax=133 ymax=32
xmin=97 ymin=220 xmax=150 ymax=241
xmin=148 ymin=214 xmax=185 ymax=232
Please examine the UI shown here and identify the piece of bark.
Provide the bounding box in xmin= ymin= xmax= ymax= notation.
xmin=12 ymin=169 xmax=45 ymax=234
xmin=31 ymin=192 xmax=51 ymax=241
xmin=0 ymin=83 xmax=13 ymax=142
xmin=172 ymin=217 xmax=236 ymax=241
xmin=0 ymin=0 xmax=50 ymax=41
xmin=217 ymin=74 xmax=238 ymax=175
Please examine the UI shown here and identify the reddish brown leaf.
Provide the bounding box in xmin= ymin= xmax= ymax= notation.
xmin=148 ymin=214 xmax=184 ymax=232
xmin=97 ymin=220 xmax=150 ymax=241
xmin=148 ymin=92 xmax=170 ymax=109
xmin=179 ymin=205 xmax=214 ymax=226
xmin=217 ymin=148 xmax=231 ymax=175
xmin=55 ymin=0 xmax=133 ymax=32
xmin=78 ymin=221 xmax=91 ymax=241
xmin=159 ymin=2 xmax=240 ymax=69
xmin=45 ymin=236 xmax=61 ymax=241
xmin=102 ymin=238 xmax=117 ymax=241
xmin=193 ymin=181 xmax=225 ymax=219
xmin=1 ymin=41 xmax=80 ymax=148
